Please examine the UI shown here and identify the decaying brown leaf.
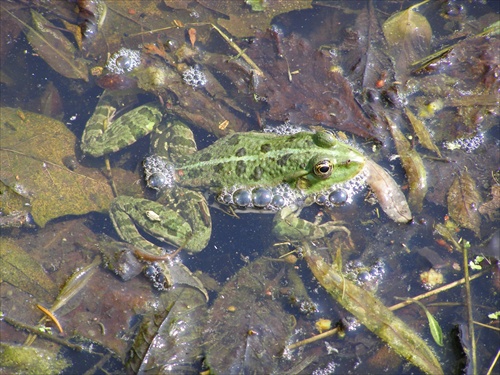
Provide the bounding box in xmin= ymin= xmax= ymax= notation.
xmin=478 ymin=185 xmax=500 ymax=220
xmin=25 ymin=10 xmax=89 ymax=81
xmin=188 ymin=27 xmax=197 ymax=47
xmin=365 ymin=159 xmax=412 ymax=223
xmin=405 ymin=108 xmax=441 ymax=157
xmin=447 ymin=170 xmax=483 ymax=237
xmin=387 ymin=116 xmax=428 ymax=213
xmin=239 ymin=32 xmax=385 ymax=140
xmin=199 ymin=0 xmax=312 ymax=38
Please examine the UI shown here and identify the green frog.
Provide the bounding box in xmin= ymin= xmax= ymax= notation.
xmin=81 ymin=95 xmax=366 ymax=287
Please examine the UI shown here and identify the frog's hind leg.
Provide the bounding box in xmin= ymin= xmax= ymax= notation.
xmin=81 ymin=91 xmax=162 ymax=157
xmin=150 ymin=119 xmax=197 ymax=162
xmin=109 ymin=196 xmax=194 ymax=256
xmin=272 ymin=206 xmax=351 ymax=241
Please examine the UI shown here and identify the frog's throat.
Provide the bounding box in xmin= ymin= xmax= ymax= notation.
xmin=143 ymin=155 xmax=175 ymax=190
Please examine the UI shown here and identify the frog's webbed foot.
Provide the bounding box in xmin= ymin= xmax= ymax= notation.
xmin=147 ymin=261 xmax=209 ymax=300
xmin=272 ymin=206 xmax=351 ymax=242
xmin=109 ymin=193 xmax=211 ymax=288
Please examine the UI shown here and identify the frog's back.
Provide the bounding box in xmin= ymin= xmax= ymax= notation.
xmin=175 ymin=131 xmax=365 ymax=194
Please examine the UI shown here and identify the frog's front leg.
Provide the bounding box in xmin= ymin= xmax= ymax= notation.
xmin=109 ymin=189 xmax=211 ymax=256
xmin=272 ymin=205 xmax=350 ymax=241
xmin=81 ymin=91 xmax=163 ymax=157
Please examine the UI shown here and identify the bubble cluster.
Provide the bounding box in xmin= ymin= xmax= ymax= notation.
xmin=314 ymin=169 xmax=367 ymax=207
xmin=345 ymin=259 xmax=385 ymax=292
xmin=312 ymin=361 xmax=337 ymax=375
xmin=143 ymin=262 xmax=169 ymax=290
xmin=182 ymin=66 xmax=207 ymax=87
xmin=143 ymin=155 xmax=175 ymax=190
xmin=106 ymin=48 xmax=141 ymax=74
xmin=443 ymin=133 xmax=484 ymax=153
xmin=217 ymin=183 xmax=303 ymax=211
xmin=263 ymin=122 xmax=306 ymax=135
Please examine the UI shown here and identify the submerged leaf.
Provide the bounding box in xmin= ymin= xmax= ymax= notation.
xmin=447 ymin=170 xmax=482 ymax=237
xmin=387 ymin=116 xmax=428 ymax=213
xmin=205 ymin=258 xmax=295 ymax=374
xmin=130 ymin=287 xmax=207 ymax=374
xmin=0 ymin=107 xmax=113 ymax=227
xmin=365 ymin=159 xmax=412 ymax=223
xmin=3 ymin=8 xmax=89 ymax=81
xmin=383 ymin=1 xmax=432 ymax=82
xmin=199 ymin=0 xmax=312 ymax=37
xmin=478 ymin=185 xmax=500 ymax=220
xmin=383 ymin=2 xmax=431 ymax=47
xmin=304 ymin=244 xmax=444 ymax=375
xmin=414 ymin=300 xmax=444 ymax=347
xmin=0 ymin=237 xmax=58 ymax=301
xmin=405 ymin=108 xmax=441 ymax=157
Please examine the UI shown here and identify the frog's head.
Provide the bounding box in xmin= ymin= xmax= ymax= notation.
xmin=293 ymin=131 xmax=365 ymax=194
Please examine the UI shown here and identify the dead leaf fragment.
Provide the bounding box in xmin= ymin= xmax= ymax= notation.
xmin=479 ymin=185 xmax=500 ymax=220
xmin=188 ymin=28 xmax=196 ymax=47
xmin=447 ymin=170 xmax=483 ymax=237
xmin=405 ymin=108 xmax=441 ymax=157
xmin=25 ymin=10 xmax=89 ymax=81
xmin=387 ymin=116 xmax=427 ymax=213
xmin=365 ymin=159 xmax=412 ymax=223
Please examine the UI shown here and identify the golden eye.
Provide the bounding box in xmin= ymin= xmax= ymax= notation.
xmin=314 ymin=160 xmax=333 ymax=178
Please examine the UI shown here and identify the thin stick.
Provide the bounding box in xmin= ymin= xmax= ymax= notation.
xmin=389 ymin=270 xmax=486 ymax=311
xmin=463 ymin=244 xmax=477 ymax=375
xmin=104 ymin=156 xmax=119 ymax=197
xmin=287 ymin=327 xmax=340 ymax=350
xmin=210 ymin=24 xmax=264 ymax=77
xmin=3 ymin=315 xmax=84 ymax=351
xmin=473 ymin=321 xmax=500 ymax=332
xmin=486 ymin=349 xmax=500 ymax=375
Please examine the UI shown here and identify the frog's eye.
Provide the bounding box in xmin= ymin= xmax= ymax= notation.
xmin=314 ymin=160 xmax=333 ymax=179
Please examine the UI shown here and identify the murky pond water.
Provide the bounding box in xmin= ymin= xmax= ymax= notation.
xmin=1 ymin=1 xmax=498 ymax=374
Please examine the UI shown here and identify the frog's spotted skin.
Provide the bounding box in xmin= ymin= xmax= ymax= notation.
xmin=81 ymin=93 xmax=162 ymax=157
xmin=144 ymin=128 xmax=365 ymax=193
xmin=82 ymin=99 xmax=367 ymax=288
xmin=119 ymin=120 xmax=365 ymax=254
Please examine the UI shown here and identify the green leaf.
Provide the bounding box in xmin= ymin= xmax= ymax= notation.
xmin=469 ymin=261 xmax=482 ymax=270
xmin=0 ymin=107 xmax=114 ymax=227
xmin=304 ymin=245 xmax=444 ymax=375
xmin=414 ymin=300 xmax=444 ymax=347
xmin=245 ymin=0 xmax=265 ymax=11
xmin=488 ymin=311 xmax=500 ymax=320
